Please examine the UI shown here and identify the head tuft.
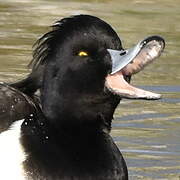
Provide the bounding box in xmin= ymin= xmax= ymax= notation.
xmin=29 ymin=15 xmax=122 ymax=71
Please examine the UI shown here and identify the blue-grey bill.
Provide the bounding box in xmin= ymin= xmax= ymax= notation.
xmin=108 ymin=36 xmax=165 ymax=74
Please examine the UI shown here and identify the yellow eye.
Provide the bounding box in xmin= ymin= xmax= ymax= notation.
xmin=78 ymin=51 xmax=88 ymax=57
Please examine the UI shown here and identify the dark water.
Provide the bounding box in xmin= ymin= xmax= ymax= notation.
xmin=0 ymin=0 xmax=180 ymax=179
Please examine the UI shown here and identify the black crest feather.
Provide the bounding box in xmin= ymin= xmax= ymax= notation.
xmin=29 ymin=15 xmax=121 ymax=71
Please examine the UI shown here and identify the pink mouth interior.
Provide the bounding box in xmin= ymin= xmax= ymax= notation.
xmin=106 ymin=72 xmax=161 ymax=99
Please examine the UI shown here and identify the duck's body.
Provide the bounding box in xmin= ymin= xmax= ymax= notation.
xmin=0 ymin=15 xmax=165 ymax=180
xmin=0 ymin=118 xmax=127 ymax=180
xmin=0 ymin=120 xmax=25 ymax=180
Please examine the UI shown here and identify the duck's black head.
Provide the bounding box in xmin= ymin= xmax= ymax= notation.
xmin=27 ymin=15 xmax=165 ymax=134
xmin=29 ymin=15 xmax=123 ymax=133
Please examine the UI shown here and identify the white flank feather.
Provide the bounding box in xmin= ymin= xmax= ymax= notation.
xmin=0 ymin=120 xmax=26 ymax=180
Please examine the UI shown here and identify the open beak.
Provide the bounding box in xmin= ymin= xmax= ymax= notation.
xmin=106 ymin=36 xmax=165 ymax=100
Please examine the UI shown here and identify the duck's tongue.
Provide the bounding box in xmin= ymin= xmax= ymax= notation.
xmin=106 ymin=36 xmax=165 ymax=100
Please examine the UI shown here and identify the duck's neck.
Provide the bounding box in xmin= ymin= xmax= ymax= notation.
xmin=21 ymin=107 xmax=110 ymax=145
xmin=46 ymin=112 xmax=111 ymax=144
xmin=41 ymin=93 xmax=120 ymax=137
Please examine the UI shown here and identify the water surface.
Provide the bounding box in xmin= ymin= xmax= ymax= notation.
xmin=0 ymin=0 xmax=180 ymax=179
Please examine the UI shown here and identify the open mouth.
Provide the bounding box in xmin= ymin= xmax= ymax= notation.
xmin=106 ymin=36 xmax=165 ymax=100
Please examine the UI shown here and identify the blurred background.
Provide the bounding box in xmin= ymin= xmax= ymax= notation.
xmin=0 ymin=0 xmax=180 ymax=179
